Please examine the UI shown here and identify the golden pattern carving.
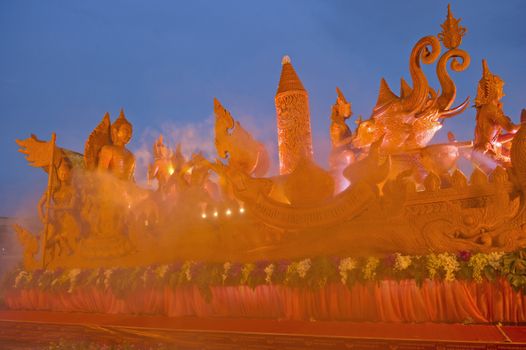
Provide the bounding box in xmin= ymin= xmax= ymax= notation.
xmin=275 ymin=57 xmax=313 ymax=175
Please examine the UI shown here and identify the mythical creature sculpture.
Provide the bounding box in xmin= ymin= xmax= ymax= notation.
xmin=472 ymin=60 xmax=519 ymax=167
xmin=352 ymin=36 xmax=441 ymax=152
xmin=329 ymin=88 xmax=355 ymax=170
xmin=85 ymin=110 xmax=135 ymax=181
xmin=409 ymin=5 xmax=471 ymax=147
xmin=214 ymin=98 xmax=269 ymax=176
xmin=353 ymin=6 xmax=470 ymax=153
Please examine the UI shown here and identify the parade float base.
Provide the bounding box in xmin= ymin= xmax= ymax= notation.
xmin=1 ymin=311 xmax=526 ymax=350
xmin=5 ymin=279 xmax=526 ymax=323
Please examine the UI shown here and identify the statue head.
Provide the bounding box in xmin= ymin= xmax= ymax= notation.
xmin=475 ymin=60 xmax=505 ymax=107
xmin=111 ymin=109 xmax=133 ymax=146
xmin=213 ymin=98 xmax=235 ymax=159
xmin=153 ymin=134 xmax=171 ymax=160
xmin=437 ymin=4 xmax=466 ymax=50
xmin=332 ymin=87 xmax=352 ymax=121
xmin=57 ymin=157 xmax=73 ymax=183
xmin=352 ymin=117 xmax=381 ymax=149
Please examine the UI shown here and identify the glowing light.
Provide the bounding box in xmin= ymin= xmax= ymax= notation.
xmin=168 ymin=166 xmax=175 ymax=175
xmin=213 ymin=211 xmax=219 ymax=218
xmin=225 ymin=209 xmax=232 ymax=216
xmin=201 ymin=213 xmax=207 ymax=219
xmin=144 ymin=220 xmax=149 ymax=226
xmin=128 ymin=203 xmax=131 ymax=209
xmin=239 ymin=207 xmax=245 ymax=214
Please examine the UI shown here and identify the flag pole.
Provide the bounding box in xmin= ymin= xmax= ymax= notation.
xmin=41 ymin=132 xmax=56 ymax=269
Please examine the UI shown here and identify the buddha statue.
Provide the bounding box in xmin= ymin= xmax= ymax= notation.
xmin=97 ymin=109 xmax=135 ymax=181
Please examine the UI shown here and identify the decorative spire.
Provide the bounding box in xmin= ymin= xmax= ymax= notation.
xmin=118 ymin=108 xmax=128 ymax=121
xmin=276 ymin=55 xmax=306 ymax=95
xmin=400 ymin=78 xmax=412 ymax=98
xmin=336 ymin=87 xmax=347 ymax=104
xmin=112 ymin=108 xmax=132 ymax=131
xmin=482 ymin=59 xmax=491 ymax=79
xmin=438 ymin=4 xmax=466 ymax=49
xmin=375 ymin=78 xmax=398 ymax=108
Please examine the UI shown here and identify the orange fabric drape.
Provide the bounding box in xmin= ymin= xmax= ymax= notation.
xmin=5 ymin=279 xmax=526 ymax=323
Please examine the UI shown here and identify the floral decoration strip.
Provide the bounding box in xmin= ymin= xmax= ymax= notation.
xmin=3 ymin=249 xmax=526 ymax=302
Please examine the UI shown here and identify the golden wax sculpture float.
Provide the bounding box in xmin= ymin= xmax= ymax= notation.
xmin=14 ymin=6 xmax=526 ymax=270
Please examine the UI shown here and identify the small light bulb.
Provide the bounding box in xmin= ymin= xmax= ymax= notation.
xmin=239 ymin=207 xmax=245 ymax=214
xmin=201 ymin=213 xmax=207 ymax=219
xmin=213 ymin=211 xmax=219 ymax=218
xmin=168 ymin=166 xmax=175 ymax=175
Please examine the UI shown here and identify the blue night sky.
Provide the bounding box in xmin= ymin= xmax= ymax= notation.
xmin=1 ymin=0 xmax=525 ymax=216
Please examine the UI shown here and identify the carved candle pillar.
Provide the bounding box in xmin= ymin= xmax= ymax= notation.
xmin=275 ymin=56 xmax=313 ymax=175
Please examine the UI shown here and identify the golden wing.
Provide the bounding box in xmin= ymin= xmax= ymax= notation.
xmin=16 ymin=134 xmax=56 ymax=168
xmin=84 ymin=112 xmax=111 ymax=170
xmin=16 ymin=134 xmax=85 ymax=177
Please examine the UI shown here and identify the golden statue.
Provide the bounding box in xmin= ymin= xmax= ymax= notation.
xmin=148 ymin=134 xmax=175 ymax=193
xmin=16 ymin=134 xmax=84 ymax=267
xmin=473 ymin=60 xmax=519 ymax=163
xmin=77 ymin=110 xmax=137 ymax=259
xmin=329 ymin=88 xmax=355 ymax=171
xmin=85 ymin=110 xmax=135 ymax=181
xmin=37 ymin=157 xmax=81 ymax=258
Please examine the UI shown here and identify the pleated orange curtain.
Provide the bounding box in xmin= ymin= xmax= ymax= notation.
xmin=5 ymin=279 xmax=526 ymax=323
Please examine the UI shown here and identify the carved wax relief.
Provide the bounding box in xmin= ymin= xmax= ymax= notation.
xmin=275 ymin=56 xmax=313 ymax=175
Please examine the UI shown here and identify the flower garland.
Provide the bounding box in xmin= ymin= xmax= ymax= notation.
xmin=4 ymin=249 xmax=526 ymax=302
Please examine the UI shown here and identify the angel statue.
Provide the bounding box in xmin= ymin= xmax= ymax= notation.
xmin=84 ymin=109 xmax=135 ymax=181
xmin=37 ymin=156 xmax=81 ymax=258
xmin=16 ymin=133 xmax=84 ymax=267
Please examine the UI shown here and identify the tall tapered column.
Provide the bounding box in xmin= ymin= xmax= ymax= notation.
xmin=275 ymin=56 xmax=313 ymax=175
